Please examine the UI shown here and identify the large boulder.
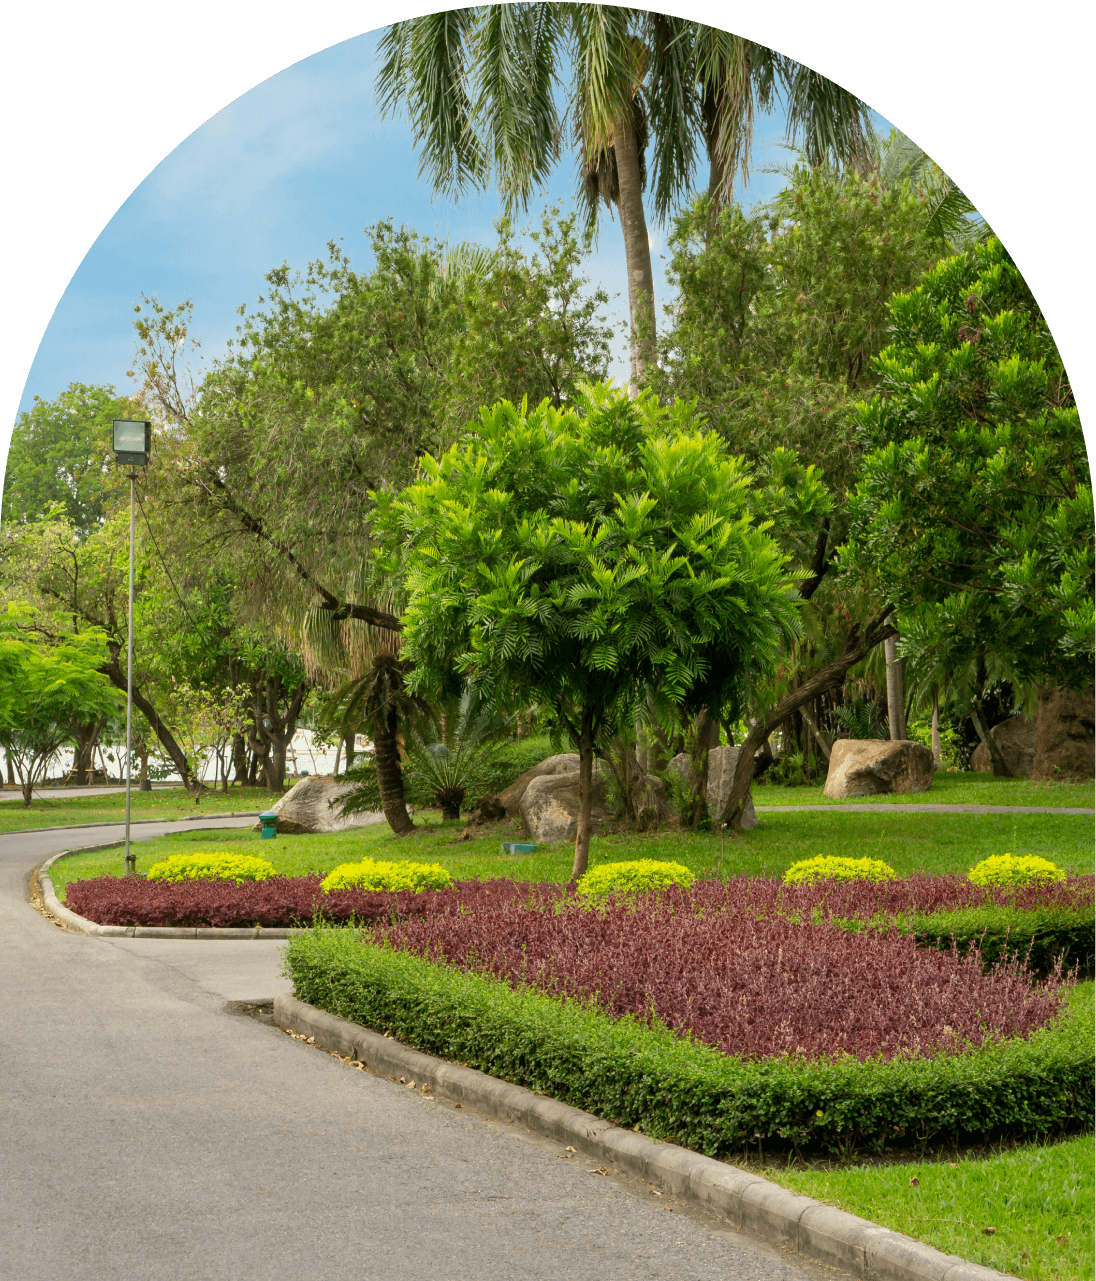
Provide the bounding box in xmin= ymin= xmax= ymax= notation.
xmin=519 ymin=771 xmax=613 ymax=844
xmin=1031 ymin=684 xmax=1095 ymax=781
xmin=497 ymin=753 xmax=580 ymax=817
xmin=253 ymin=774 xmax=384 ymax=835
xmin=971 ymin=716 xmax=1036 ymax=776
xmin=668 ymin=746 xmax=758 ymax=830
xmin=823 ymin=740 xmax=934 ymax=799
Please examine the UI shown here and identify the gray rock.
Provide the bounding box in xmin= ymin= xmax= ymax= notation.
xmin=668 ymin=746 xmax=757 ymax=830
xmin=823 ymin=739 xmax=934 ymax=799
xmin=497 ymin=753 xmax=580 ymax=817
xmin=1031 ymin=683 xmax=1095 ymax=781
xmin=518 ymin=770 xmax=612 ymax=844
xmin=253 ymin=774 xmax=383 ymax=835
xmin=971 ymin=715 xmax=1036 ymax=776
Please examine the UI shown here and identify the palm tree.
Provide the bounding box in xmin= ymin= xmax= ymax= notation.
xmin=376 ymin=6 xmax=873 ymax=392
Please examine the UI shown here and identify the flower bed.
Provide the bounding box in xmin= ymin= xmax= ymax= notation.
xmin=63 ymin=875 xmax=557 ymax=930
xmin=285 ymin=930 xmax=1094 ymax=1159
xmin=64 ymin=871 xmax=1094 ymax=976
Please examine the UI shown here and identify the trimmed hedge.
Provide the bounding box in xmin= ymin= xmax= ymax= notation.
xmin=145 ymin=852 xmax=277 ymax=884
xmin=320 ymin=859 xmax=452 ymax=894
xmin=784 ymin=856 xmax=896 ymax=886
xmin=284 ymin=929 xmax=1094 ymax=1160
xmin=576 ymin=859 xmax=695 ymax=897
xmin=902 ymin=905 xmax=1095 ymax=979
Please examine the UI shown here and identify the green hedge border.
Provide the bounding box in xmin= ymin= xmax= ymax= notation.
xmin=285 ymin=930 xmax=1094 ymax=1160
xmin=903 ymin=905 xmax=1094 ymax=978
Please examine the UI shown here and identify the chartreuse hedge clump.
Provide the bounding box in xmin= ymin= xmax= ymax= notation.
xmin=285 ymin=930 xmax=1093 ymax=1160
xmin=145 ymin=852 xmax=276 ymax=885
xmin=320 ymin=859 xmax=452 ymax=894
xmin=784 ymin=856 xmax=896 ymax=886
xmin=576 ymin=859 xmax=695 ymax=897
xmin=968 ymin=854 xmax=1066 ymax=888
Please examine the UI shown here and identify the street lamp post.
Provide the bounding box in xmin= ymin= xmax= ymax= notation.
xmin=112 ymin=420 xmax=151 ymax=875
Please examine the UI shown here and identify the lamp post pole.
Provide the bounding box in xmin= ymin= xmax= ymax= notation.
xmin=112 ymin=419 xmax=150 ymax=877
xmin=124 ymin=468 xmax=137 ymax=874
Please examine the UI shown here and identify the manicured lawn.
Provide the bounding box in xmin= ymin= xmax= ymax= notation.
xmin=766 ymin=1133 xmax=1095 ymax=1281
xmin=755 ymin=771 xmax=1094 ymax=808
xmin=0 ymin=785 xmax=272 ymax=834
xmin=47 ymin=806 xmax=1095 ymax=900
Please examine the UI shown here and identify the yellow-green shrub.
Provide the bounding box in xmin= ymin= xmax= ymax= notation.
xmin=783 ymin=856 xmax=896 ymax=886
xmin=968 ymin=854 xmax=1066 ymax=888
xmin=145 ymin=852 xmax=277 ymax=885
xmin=320 ymin=858 xmax=452 ymax=894
xmin=576 ymin=859 xmax=695 ymax=898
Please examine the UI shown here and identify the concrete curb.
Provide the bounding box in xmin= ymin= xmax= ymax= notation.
xmin=274 ymin=993 xmax=1018 ymax=1281
xmin=36 ymin=842 xmax=306 ymax=940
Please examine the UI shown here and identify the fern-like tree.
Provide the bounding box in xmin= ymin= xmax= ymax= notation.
xmin=377 ymin=7 xmax=873 ymax=390
xmin=374 ymin=383 xmax=802 ymax=879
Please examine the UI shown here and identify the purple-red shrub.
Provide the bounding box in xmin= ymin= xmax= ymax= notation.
xmin=372 ymin=894 xmax=1070 ymax=1063
xmin=64 ymin=875 xmax=557 ymax=929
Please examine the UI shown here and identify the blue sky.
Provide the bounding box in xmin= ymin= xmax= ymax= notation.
xmin=17 ymin=29 xmax=879 ymax=415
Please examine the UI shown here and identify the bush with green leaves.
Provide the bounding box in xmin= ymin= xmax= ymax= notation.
xmin=145 ymin=853 xmax=277 ymax=885
xmin=784 ymin=856 xmax=896 ymax=886
xmin=320 ymin=858 xmax=452 ymax=895
xmin=576 ymin=860 xmax=695 ymax=897
xmin=968 ymin=855 xmax=1066 ymax=889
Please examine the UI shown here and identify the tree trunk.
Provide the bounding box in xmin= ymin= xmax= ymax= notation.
xmin=970 ymin=703 xmax=1012 ymax=777
xmin=800 ymin=701 xmax=831 ymax=762
xmin=931 ymin=686 xmax=941 ymax=770
xmin=373 ymin=706 xmax=416 ymax=836
xmin=571 ymin=707 xmax=595 ymax=882
xmin=719 ymin=609 xmax=898 ymax=830
xmin=343 ymin=731 xmax=357 ymax=771
xmin=231 ymin=733 xmax=247 ymax=786
xmin=332 ymin=737 xmax=342 ymax=777
xmin=99 ymin=656 xmax=193 ymax=792
xmin=884 ymin=635 xmax=906 ymax=740
xmin=612 ymin=107 xmax=656 ymax=395
xmin=688 ymin=710 xmax=719 ymax=826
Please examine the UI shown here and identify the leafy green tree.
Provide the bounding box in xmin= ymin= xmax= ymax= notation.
xmin=375 ymin=383 xmax=803 ymax=877
xmin=843 ymin=237 xmax=1092 ymax=773
xmin=0 ymin=607 xmax=121 ymax=806
xmin=2 ymin=383 xmax=141 ymax=536
xmin=377 ymin=7 xmax=873 ymax=388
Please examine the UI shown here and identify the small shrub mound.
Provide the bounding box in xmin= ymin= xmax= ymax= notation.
xmin=577 ymin=859 xmax=694 ymax=897
xmin=784 ymin=856 xmax=896 ymax=886
xmin=145 ymin=852 xmax=277 ymax=885
xmin=320 ymin=858 xmax=452 ymax=894
xmin=968 ymin=854 xmax=1066 ymax=888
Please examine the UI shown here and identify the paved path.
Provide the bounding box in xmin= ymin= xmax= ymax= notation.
xmin=0 ymin=783 xmax=184 ymax=803
xmin=755 ymin=802 xmax=1095 ymax=815
xmin=2 ymin=820 xmax=814 ymax=1281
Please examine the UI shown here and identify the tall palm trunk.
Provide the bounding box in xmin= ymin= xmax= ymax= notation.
xmin=612 ymin=108 xmax=656 ymax=395
xmin=373 ymin=706 xmax=416 ymax=836
xmin=884 ymin=635 xmax=906 ymax=740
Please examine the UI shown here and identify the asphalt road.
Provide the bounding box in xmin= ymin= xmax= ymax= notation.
xmin=2 ymin=819 xmax=815 ymax=1281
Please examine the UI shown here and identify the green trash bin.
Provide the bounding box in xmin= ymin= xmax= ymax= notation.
xmin=501 ymin=841 xmax=537 ymax=856
xmin=259 ymin=811 xmax=279 ymax=840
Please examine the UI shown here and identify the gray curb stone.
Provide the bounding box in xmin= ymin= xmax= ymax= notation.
xmin=36 ymin=844 xmax=306 ymax=940
xmin=273 ymin=992 xmax=1019 ymax=1281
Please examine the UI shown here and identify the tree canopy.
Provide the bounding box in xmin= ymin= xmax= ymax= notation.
xmin=375 ymin=383 xmax=804 ymax=874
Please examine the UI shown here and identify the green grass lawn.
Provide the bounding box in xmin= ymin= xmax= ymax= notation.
xmin=754 ymin=771 xmax=1095 ymax=808
xmin=47 ymin=805 xmax=1095 ymax=900
xmin=0 ymin=785 xmax=273 ymax=834
xmin=765 ymin=1133 xmax=1095 ymax=1281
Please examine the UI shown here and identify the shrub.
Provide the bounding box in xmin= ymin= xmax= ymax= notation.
xmin=320 ymin=858 xmax=452 ymax=894
xmin=145 ymin=852 xmax=277 ymax=885
xmin=370 ymin=891 xmax=1065 ymax=1062
xmin=576 ymin=859 xmax=695 ymax=897
xmin=284 ymin=931 xmax=1094 ymax=1159
xmin=968 ymin=854 xmax=1066 ymax=888
xmin=784 ymin=856 xmax=896 ymax=886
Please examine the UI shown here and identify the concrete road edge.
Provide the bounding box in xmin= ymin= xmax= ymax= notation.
xmin=273 ymin=992 xmax=1017 ymax=1281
